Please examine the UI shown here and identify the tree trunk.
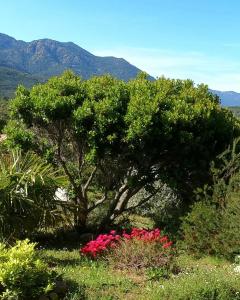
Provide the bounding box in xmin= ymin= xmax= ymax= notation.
xmin=98 ymin=187 xmax=131 ymax=230
xmin=73 ymin=197 xmax=88 ymax=233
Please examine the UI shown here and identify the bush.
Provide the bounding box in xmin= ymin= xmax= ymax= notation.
xmin=217 ymin=193 xmax=240 ymax=256
xmin=106 ymin=238 xmax=173 ymax=272
xmin=0 ymin=150 xmax=67 ymax=240
xmin=180 ymin=138 xmax=240 ymax=259
xmin=80 ymin=228 xmax=173 ymax=259
xmin=153 ymin=268 xmax=240 ymax=300
xmin=180 ymin=201 xmax=221 ymax=256
xmin=181 ymin=194 xmax=240 ymax=258
xmin=0 ymin=239 xmax=57 ymax=299
xmin=80 ymin=228 xmax=174 ymax=275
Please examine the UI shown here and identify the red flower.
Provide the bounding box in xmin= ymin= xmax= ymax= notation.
xmin=80 ymin=227 xmax=173 ymax=258
xmin=162 ymin=241 xmax=173 ymax=249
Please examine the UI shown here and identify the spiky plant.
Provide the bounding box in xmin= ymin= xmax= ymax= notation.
xmin=0 ymin=150 xmax=67 ymax=240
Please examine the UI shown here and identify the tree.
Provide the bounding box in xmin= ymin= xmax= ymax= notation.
xmin=5 ymin=71 xmax=240 ymax=232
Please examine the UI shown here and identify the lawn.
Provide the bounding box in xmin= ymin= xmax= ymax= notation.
xmin=40 ymin=246 xmax=237 ymax=300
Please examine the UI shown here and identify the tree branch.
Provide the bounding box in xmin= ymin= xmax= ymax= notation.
xmin=87 ymin=190 xmax=108 ymax=212
xmin=56 ymin=134 xmax=79 ymax=193
xmin=83 ymin=166 xmax=97 ymax=194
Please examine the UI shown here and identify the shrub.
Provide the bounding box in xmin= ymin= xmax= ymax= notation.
xmin=0 ymin=149 xmax=67 ymax=240
xmin=180 ymin=201 xmax=221 ymax=255
xmin=80 ymin=228 xmax=174 ymax=274
xmin=180 ymin=138 xmax=240 ymax=259
xmin=218 ymin=193 xmax=240 ymax=257
xmin=0 ymin=239 xmax=57 ymax=299
xmin=106 ymin=238 xmax=173 ymax=271
xmin=80 ymin=228 xmax=173 ymax=258
xmin=181 ymin=194 xmax=240 ymax=258
xmin=80 ymin=230 xmax=121 ymax=258
xmin=153 ymin=268 xmax=240 ymax=300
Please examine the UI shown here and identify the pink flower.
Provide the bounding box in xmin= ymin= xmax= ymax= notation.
xmin=79 ymin=227 xmax=173 ymax=258
xmin=162 ymin=241 xmax=173 ymax=249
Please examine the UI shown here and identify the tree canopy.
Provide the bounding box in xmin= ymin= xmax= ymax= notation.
xmin=5 ymin=71 xmax=240 ymax=231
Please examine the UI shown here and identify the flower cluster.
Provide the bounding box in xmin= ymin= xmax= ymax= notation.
xmin=80 ymin=230 xmax=120 ymax=257
xmin=80 ymin=228 xmax=173 ymax=258
xmin=123 ymin=228 xmax=172 ymax=249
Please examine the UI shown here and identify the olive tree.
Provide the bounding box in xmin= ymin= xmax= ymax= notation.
xmin=5 ymin=71 xmax=239 ymax=232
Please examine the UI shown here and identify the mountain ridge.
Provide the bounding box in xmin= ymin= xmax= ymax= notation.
xmin=0 ymin=33 xmax=147 ymax=79
xmin=0 ymin=33 xmax=240 ymax=106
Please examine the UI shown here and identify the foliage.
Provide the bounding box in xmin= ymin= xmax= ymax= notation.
xmin=129 ymin=182 xmax=183 ymax=234
xmin=180 ymin=138 xmax=240 ymax=258
xmin=5 ymin=71 xmax=239 ymax=231
xmin=0 ymin=99 xmax=9 ymax=133
xmin=229 ymin=106 xmax=240 ymax=118
xmin=106 ymin=237 xmax=173 ymax=272
xmin=0 ymin=240 xmax=57 ymax=300
xmin=180 ymin=192 xmax=240 ymax=259
xmin=114 ymin=214 xmax=155 ymax=231
xmin=152 ymin=267 xmax=240 ymax=300
xmin=0 ymin=149 xmax=67 ymax=240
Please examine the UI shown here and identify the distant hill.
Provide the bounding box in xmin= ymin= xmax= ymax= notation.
xmin=1 ymin=33 xmax=240 ymax=107
xmin=0 ymin=67 xmax=38 ymax=98
xmin=210 ymin=89 xmax=240 ymax=107
xmin=0 ymin=33 xmax=153 ymax=97
xmin=228 ymin=106 xmax=240 ymax=118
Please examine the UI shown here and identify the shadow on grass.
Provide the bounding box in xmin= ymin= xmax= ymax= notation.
xmin=64 ymin=280 xmax=87 ymax=300
xmin=43 ymin=254 xmax=82 ymax=268
xmin=34 ymin=228 xmax=96 ymax=251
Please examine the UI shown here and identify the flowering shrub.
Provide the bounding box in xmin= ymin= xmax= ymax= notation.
xmin=80 ymin=228 xmax=173 ymax=258
xmin=80 ymin=230 xmax=121 ymax=257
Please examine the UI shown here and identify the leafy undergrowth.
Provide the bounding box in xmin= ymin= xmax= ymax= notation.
xmin=40 ymin=247 xmax=238 ymax=300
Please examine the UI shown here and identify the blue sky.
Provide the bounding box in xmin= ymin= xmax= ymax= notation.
xmin=1 ymin=0 xmax=240 ymax=91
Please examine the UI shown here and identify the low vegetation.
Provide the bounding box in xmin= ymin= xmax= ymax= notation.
xmin=0 ymin=240 xmax=59 ymax=300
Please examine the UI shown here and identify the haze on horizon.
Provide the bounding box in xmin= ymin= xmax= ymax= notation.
xmin=1 ymin=0 xmax=240 ymax=92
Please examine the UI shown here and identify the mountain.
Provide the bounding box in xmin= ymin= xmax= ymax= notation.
xmin=0 ymin=33 xmax=153 ymax=97
xmin=210 ymin=89 xmax=240 ymax=107
xmin=1 ymin=33 xmax=240 ymax=107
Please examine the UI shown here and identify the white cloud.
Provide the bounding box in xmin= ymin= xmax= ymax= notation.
xmin=92 ymin=47 xmax=240 ymax=92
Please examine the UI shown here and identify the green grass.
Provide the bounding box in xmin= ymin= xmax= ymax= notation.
xmin=41 ymin=249 xmax=141 ymax=299
xmin=39 ymin=246 xmax=236 ymax=300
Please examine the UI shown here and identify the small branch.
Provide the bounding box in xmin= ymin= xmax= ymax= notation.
xmin=83 ymin=166 xmax=97 ymax=193
xmin=88 ymin=191 xmax=108 ymax=212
